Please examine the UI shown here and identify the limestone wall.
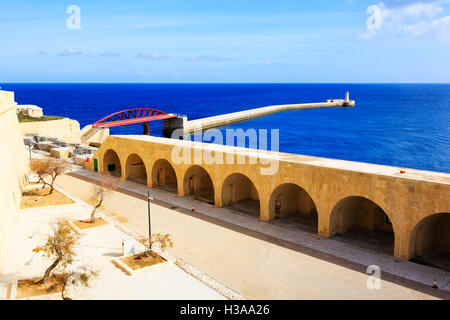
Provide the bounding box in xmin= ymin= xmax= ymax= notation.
xmin=0 ymin=91 xmax=28 ymax=278
xmin=19 ymin=118 xmax=81 ymax=143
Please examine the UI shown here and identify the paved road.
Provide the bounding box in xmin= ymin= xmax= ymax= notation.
xmin=56 ymin=174 xmax=446 ymax=300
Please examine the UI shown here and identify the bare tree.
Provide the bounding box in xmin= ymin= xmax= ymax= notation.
xmin=30 ymin=158 xmax=69 ymax=195
xmin=150 ymin=233 xmax=173 ymax=251
xmin=138 ymin=233 xmax=173 ymax=257
xmin=33 ymin=220 xmax=80 ymax=284
xmin=33 ymin=219 xmax=98 ymax=299
xmin=89 ymin=174 xmax=119 ymax=223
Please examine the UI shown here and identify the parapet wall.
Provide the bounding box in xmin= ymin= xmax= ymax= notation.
xmin=0 ymin=90 xmax=28 ymax=278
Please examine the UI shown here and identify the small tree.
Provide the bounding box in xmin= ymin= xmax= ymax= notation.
xmin=89 ymin=174 xmax=119 ymax=223
xmin=150 ymin=233 xmax=173 ymax=251
xmin=30 ymin=158 xmax=69 ymax=195
xmin=33 ymin=220 xmax=80 ymax=284
xmin=138 ymin=233 xmax=173 ymax=257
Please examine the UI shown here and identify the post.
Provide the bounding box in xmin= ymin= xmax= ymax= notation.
xmin=147 ymin=189 xmax=153 ymax=251
xmin=28 ymin=142 xmax=35 ymax=160
xmin=143 ymin=123 xmax=150 ymax=135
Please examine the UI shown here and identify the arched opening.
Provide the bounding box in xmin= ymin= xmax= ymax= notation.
xmin=222 ymin=173 xmax=260 ymax=218
xmin=330 ymin=196 xmax=394 ymax=254
xmin=103 ymin=149 xmax=121 ymax=177
xmin=183 ymin=165 xmax=214 ymax=204
xmin=125 ymin=153 xmax=147 ymax=185
xmin=152 ymin=159 xmax=178 ymax=193
xmin=409 ymin=213 xmax=450 ymax=271
xmin=269 ymin=183 xmax=318 ymax=233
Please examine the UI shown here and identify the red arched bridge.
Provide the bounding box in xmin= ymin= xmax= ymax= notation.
xmin=92 ymin=108 xmax=177 ymax=128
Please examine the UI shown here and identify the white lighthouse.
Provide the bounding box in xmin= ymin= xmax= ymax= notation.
xmin=343 ymin=91 xmax=355 ymax=107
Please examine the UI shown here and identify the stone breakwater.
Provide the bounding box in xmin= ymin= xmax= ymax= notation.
xmin=183 ymin=99 xmax=355 ymax=133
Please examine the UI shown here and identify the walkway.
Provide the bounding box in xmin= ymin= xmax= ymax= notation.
xmin=1 ymin=183 xmax=226 ymax=300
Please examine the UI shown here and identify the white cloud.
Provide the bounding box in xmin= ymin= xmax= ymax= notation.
xmin=186 ymin=54 xmax=235 ymax=62
xmin=58 ymin=47 xmax=83 ymax=56
xmin=359 ymin=1 xmax=450 ymax=42
xmin=135 ymin=53 xmax=170 ymax=60
xmin=403 ymin=13 xmax=450 ymax=38
xmin=383 ymin=0 xmax=447 ymax=8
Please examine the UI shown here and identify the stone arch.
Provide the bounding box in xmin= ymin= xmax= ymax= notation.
xmin=103 ymin=149 xmax=122 ymax=177
xmin=269 ymin=183 xmax=318 ymax=233
xmin=409 ymin=212 xmax=450 ymax=271
xmin=221 ymin=173 xmax=260 ymax=218
xmin=152 ymin=159 xmax=178 ymax=193
xmin=125 ymin=153 xmax=147 ymax=185
xmin=330 ymin=196 xmax=395 ymax=255
xmin=183 ymin=165 xmax=214 ymax=204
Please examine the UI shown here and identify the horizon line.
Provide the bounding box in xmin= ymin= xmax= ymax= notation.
xmin=1 ymin=82 xmax=450 ymax=85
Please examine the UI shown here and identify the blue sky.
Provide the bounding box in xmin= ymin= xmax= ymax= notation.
xmin=1 ymin=0 xmax=449 ymax=83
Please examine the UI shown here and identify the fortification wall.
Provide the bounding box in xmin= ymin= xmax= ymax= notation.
xmin=0 ymin=91 xmax=28 ymax=278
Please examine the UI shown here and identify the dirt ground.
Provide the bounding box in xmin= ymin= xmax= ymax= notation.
xmin=73 ymin=217 xmax=109 ymax=229
xmin=16 ymin=275 xmax=63 ymax=299
xmin=121 ymin=252 xmax=166 ymax=270
xmin=21 ymin=184 xmax=74 ymax=208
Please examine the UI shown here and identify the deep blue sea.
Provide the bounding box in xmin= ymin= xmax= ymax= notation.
xmin=2 ymin=84 xmax=449 ymax=173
